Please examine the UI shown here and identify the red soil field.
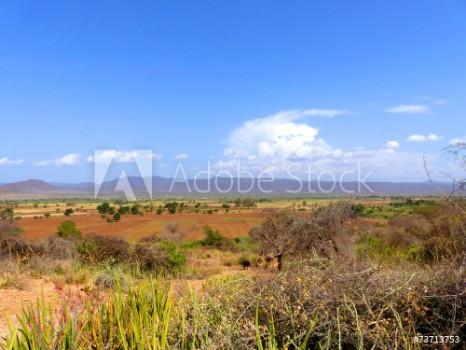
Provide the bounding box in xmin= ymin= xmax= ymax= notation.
xmin=18 ymin=211 xmax=269 ymax=241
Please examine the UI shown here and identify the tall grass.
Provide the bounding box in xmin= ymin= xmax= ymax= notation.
xmin=3 ymin=279 xmax=172 ymax=350
xmin=2 ymin=262 xmax=465 ymax=350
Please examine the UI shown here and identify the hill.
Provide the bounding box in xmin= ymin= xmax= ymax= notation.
xmin=0 ymin=177 xmax=456 ymax=197
xmin=0 ymin=179 xmax=58 ymax=193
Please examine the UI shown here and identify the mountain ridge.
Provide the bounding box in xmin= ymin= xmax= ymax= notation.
xmin=0 ymin=177 xmax=456 ymax=196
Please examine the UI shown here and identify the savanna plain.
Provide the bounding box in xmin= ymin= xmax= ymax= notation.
xmin=0 ymin=195 xmax=464 ymax=349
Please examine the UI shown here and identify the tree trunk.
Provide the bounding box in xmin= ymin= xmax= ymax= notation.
xmin=277 ymin=254 xmax=283 ymax=271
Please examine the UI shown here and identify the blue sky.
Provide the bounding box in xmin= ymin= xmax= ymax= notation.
xmin=0 ymin=0 xmax=465 ymax=183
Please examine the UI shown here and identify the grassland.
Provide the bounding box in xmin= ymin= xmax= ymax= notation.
xmin=0 ymin=196 xmax=464 ymax=349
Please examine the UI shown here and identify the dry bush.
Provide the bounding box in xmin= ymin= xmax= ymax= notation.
xmin=0 ymin=235 xmax=33 ymax=261
xmin=27 ymin=256 xmax=72 ymax=277
xmin=199 ymin=257 xmax=466 ymax=349
xmin=251 ymin=202 xmax=356 ymax=270
xmin=361 ymin=206 xmax=466 ymax=263
xmin=159 ymin=223 xmax=185 ymax=242
xmin=0 ymin=259 xmax=22 ymax=289
xmin=35 ymin=236 xmax=78 ymax=260
xmin=220 ymin=254 xmax=238 ymax=267
xmin=134 ymin=238 xmax=186 ymax=274
xmin=79 ymin=234 xmax=131 ymax=264
xmin=0 ymin=219 xmax=21 ymax=237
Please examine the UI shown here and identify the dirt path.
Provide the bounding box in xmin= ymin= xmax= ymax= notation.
xmin=0 ymin=277 xmax=56 ymax=341
xmin=0 ymin=265 xmax=257 ymax=344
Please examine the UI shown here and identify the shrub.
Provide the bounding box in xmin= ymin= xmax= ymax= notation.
xmin=56 ymin=220 xmax=81 ymax=239
xmin=355 ymin=203 xmax=365 ymax=214
xmin=134 ymin=238 xmax=186 ymax=274
xmin=0 ymin=208 xmax=15 ymax=220
xmin=94 ymin=275 xmax=115 ymax=289
xmin=113 ymin=212 xmax=121 ymax=221
xmin=0 ymin=235 xmax=32 ymax=260
xmin=0 ymin=219 xmax=21 ymax=237
xmin=159 ymin=223 xmax=184 ymax=242
xmin=78 ymin=234 xmax=130 ymax=264
xmin=356 ymin=234 xmax=383 ymax=260
xmin=0 ymin=272 xmax=18 ymax=289
xmin=164 ymin=202 xmax=178 ymax=214
xmin=200 ymin=225 xmax=223 ymax=246
xmin=97 ymin=202 xmax=115 ymax=215
xmin=198 ymin=258 xmax=466 ymax=350
xmin=131 ymin=203 xmax=142 ymax=215
xmin=37 ymin=237 xmax=78 ymax=260
xmin=118 ymin=206 xmax=130 ymax=215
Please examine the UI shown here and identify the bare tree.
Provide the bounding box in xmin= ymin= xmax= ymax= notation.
xmin=249 ymin=202 xmax=356 ymax=271
xmin=160 ymin=223 xmax=184 ymax=242
xmin=424 ymin=142 xmax=466 ymax=266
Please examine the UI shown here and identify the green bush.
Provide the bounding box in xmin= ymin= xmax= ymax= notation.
xmin=118 ymin=206 xmax=130 ymax=215
xmin=356 ymin=234 xmax=382 ymax=260
xmin=200 ymin=225 xmax=223 ymax=246
xmin=56 ymin=221 xmax=81 ymax=239
xmin=134 ymin=238 xmax=186 ymax=274
xmin=113 ymin=212 xmax=121 ymax=221
xmin=0 ymin=208 xmax=14 ymax=220
xmin=97 ymin=202 xmax=115 ymax=214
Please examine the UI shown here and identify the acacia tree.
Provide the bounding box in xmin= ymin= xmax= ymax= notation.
xmin=249 ymin=202 xmax=356 ymax=271
xmin=249 ymin=211 xmax=293 ymax=271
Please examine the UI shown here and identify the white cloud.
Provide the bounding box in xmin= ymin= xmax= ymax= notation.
xmin=56 ymin=153 xmax=80 ymax=166
xmin=221 ymin=110 xmax=339 ymax=166
xmin=384 ymin=141 xmax=400 ymax=149
xmin=213 ymin=109 xmax=448 ymax=181
xmin=87 ymin=150 xmax=158 ymax=164
xmin=449 ymin=137 xmax=466 ymax=145
xmin=385 ymin=105 xmax=430 ymax=114
xmin=174 ymin=153 xmax=189 ymax=160
xmin=34 ymin=153 xmax=80 ymax=167
xmin=0 ymin=157 xmax=24 ymax=165
xmin=302 ymin=109 xmax=349 ymax=118
xmin=213 ymin=110 xmax=347 ymax=176
xmin=415 ymin=95 xmax=447 ymax=106
xmin=407 ymin=133 xmax=441 ymax=142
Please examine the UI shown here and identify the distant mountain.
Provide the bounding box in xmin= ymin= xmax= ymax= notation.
xmin=82 ymin=176 xmax=456 ymax=196
xmin=0 ymin=177 xmax=456 ymax=197
xmin=0 ymin=179 xmax=58 ymax=193
xmin=50 ymin=181 xmax=94 ymax=192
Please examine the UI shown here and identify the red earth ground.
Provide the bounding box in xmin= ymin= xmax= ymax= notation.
xmin=18 ymin=211 xmax=270 ymax=241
